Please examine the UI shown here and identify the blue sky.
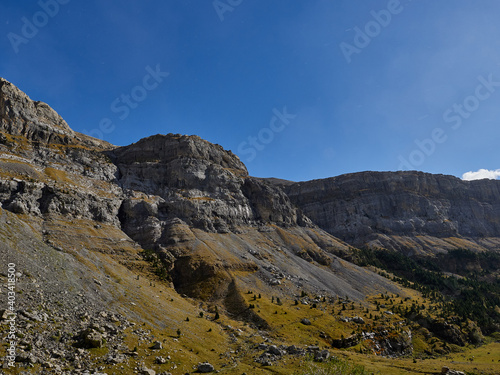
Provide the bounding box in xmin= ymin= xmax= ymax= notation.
xmin=1 ymin=0 xmax=499 ymax=182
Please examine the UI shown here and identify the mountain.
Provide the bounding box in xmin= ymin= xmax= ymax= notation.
xmin=1 ymin=77 xmax=499 ymax=374
xmin=274 ymin=171 xmax=500 ymax=255
xmin=0 ymin=77 xmax=394 ymax=302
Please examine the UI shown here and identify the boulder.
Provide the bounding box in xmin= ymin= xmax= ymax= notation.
xmin=197 ymin=362 xmax=215 ymax=373
xmin=267 ymin=345 xmax=282 ymax=356
xmin=442 ymin=367 xmax=466 ymax=375
xmin=155 ymin=356 xmax=168 ymax=364
xmin=314 ymin=349 xmax=330 ymax=362
xmin=331 ymin=334 xmax=359 ymax=349
xmin=77 ymin=328 xmax=104 ymax=348
xmin=352 ymin=316 xmax=365 ymax=324
xmin=150 ymin=341 xmax=163 ymax=350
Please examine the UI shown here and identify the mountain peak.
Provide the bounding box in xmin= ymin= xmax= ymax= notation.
xmin=113 ymin=132 xmax=247 ymax=176
xmin=0 ymin=77 xmax=73 ymax=141
xmin=0 ymin=77 xmax=113 ymax=150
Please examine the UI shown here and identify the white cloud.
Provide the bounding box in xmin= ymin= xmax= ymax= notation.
xmin=462 ymin=169 xmax=500 ymax=181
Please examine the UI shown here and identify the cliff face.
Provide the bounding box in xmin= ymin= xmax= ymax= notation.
xmin=112 ymin=133 xmax=306 ymax=239
xmin=0 ymin=78 xmax=73 ymax=143
xmin=0 ymin=77 xmax=112 ymax=149
xmin=0 ymin=78 xmax=121 ymax=226
xmin=279 ymin=171 xmax=500 ymax=254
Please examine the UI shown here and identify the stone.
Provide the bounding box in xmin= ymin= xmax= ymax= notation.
xmin=105 ymin=353 xmax=127 ymax=364
xmin=155 ymin=356 xmax=167 ymax=364
xmin=331 ymin=335 xmax=360 ymax=349
xmin=0 ymin=309 xmax=10 ymax=320
xmin=301 ymin=318 xmax=311 ymax=326
xmin=286 ymin=345 xmax=299 ymax=354
xmin=314 ymin=349 xmax=330 ymax=362
xmin=51 ymin=350 xmax=64 ymax=359
xmin=352 ymin=316 xmax=365 ymax=324
xmin=78 ymin=328 xmax=104 ymax=348
xmin=267 ymin=345 xmax=281 ymax=356
xmin=15 ymin=352 xmax=37 ymax=364
xmin=197 ymin=362 xmax=215 ymax=373
xmin=150 ymin=341 xmax=163 ymax=350
xmin=441 ymin=369 xmax=466 ymax=375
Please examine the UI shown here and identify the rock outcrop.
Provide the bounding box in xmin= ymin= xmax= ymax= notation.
xmin=0 ymin=77 xmax=74 ymax=144
xmin=113 ymin=133 xmax=306 ymax=239
xmin=0 ymin=77 xmax=112 ymax=150
xmin=278 ymin=171 xmax=500 ymax=254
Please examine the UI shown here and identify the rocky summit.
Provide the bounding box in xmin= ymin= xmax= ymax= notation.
xmin=1 ymin=77 xmax=499 ymax=375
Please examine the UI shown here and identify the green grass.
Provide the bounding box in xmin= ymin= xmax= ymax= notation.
xmin=294 ymin=356 xmax=371 ymax=375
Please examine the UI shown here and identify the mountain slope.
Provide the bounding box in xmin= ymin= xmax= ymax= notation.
xmin=110 ymin=133 xmax=394 ymax=301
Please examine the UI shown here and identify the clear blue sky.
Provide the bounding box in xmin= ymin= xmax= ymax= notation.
xmin=1 ymin=0 xmax=499 ymax=182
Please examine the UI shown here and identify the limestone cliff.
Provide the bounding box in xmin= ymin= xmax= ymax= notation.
xmin=278 ymin=171 xmax=500 ymax=254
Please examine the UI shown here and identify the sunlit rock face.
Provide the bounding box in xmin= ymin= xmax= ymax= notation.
xmin=279 ymin=171 xmax=500 ymax=254
xmin=111 ymin=133 xmax=311 ymax=250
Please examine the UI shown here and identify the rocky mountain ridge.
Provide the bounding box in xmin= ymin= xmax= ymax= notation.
xmin=275 ymin=171 xmax=500 ymax=254
xmin=0 ymin=77 xmax=397 ymax=304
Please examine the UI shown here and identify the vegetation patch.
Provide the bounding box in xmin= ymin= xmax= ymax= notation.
xmin=353 ymin=248 xmax=500 ymax=336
